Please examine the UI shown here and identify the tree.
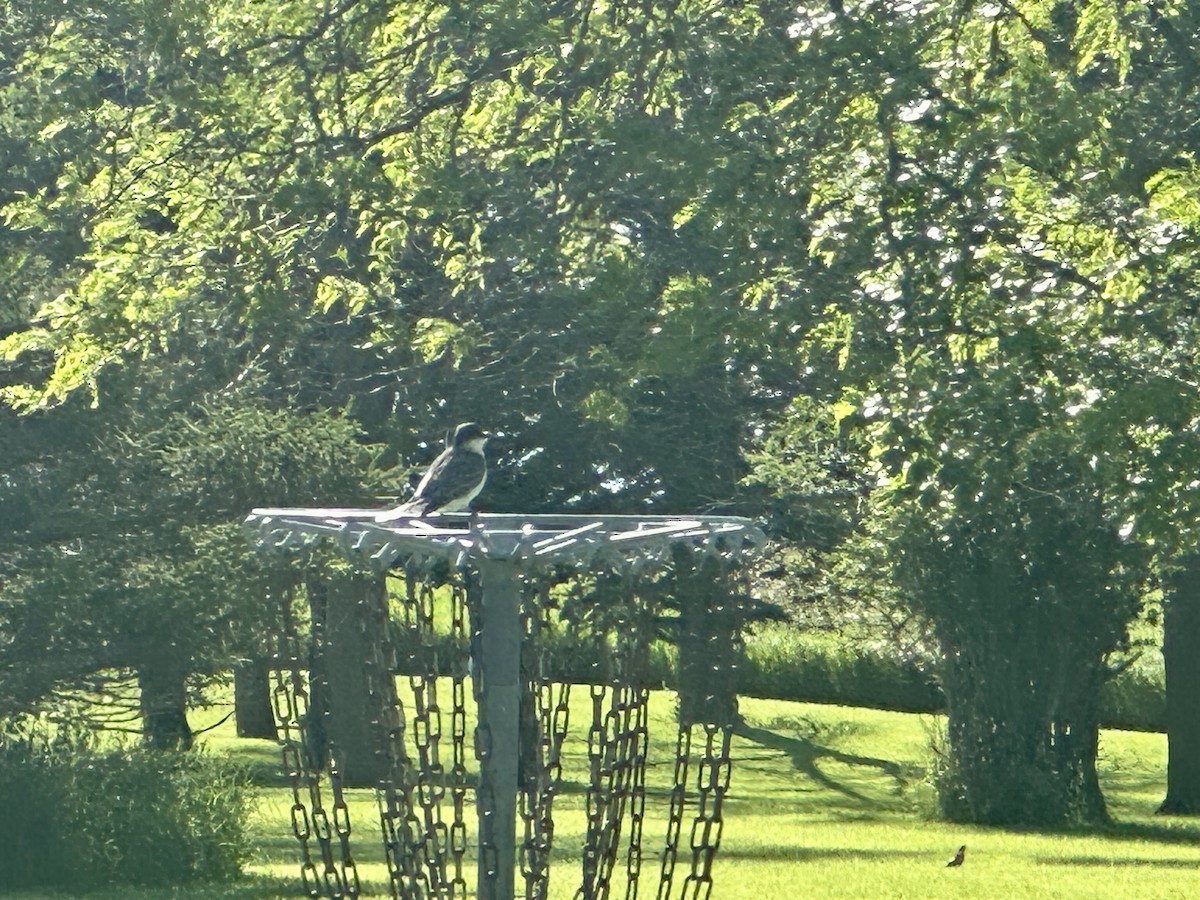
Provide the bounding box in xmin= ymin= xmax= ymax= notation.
xmin=757 ymin=0 xmax=1184 ymax=825
xmin=875 ymin=407 xmax=1141 ymax=824
xmin=1089 ymin=2 xmax=1200 ymax=814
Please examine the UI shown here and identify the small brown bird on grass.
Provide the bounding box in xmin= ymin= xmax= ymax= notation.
xmin=945 ymin=845 xmax=966 ymax=867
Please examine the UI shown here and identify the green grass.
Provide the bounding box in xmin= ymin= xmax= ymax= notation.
xmin=725 ymin=700 xmax=1200 ymax=899
xmin=10 ymin=689 xmax=1200 ymax=899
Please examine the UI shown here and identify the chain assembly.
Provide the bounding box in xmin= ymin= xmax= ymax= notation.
xmin=516 ymin=578 xmax=552 ymax=900
xmin=407 ymin=573 xmax=452 ymax=895
xmin=308 ymin=575 xmax=362 ymax=898
xmin=658 ymin=551 xmax=743 ymax=900
xmin=364 ymin=561 xmax=477 ymax=900
xmin=658 ymin=725 xmax=690 ymax=899
xmin=253 ymin=513 xmax=760 ymax=900
xmin=269 ymin=574 xmax=359 ymax=899
xmin=362 ymin=566 xmax=422 ymax=898
xmin=518 ymin=577 xmax=572 ymax=900
xmin=568 ymin=570 xmax=654 ymax=900
xmin=447 ymin=568 xmax=473 ymax=899
xmin=680 ymin=724 xmax=734 ymax=900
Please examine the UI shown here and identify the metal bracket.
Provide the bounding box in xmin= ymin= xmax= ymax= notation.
xmin=244 ymin=510 xmax=767 ymax=574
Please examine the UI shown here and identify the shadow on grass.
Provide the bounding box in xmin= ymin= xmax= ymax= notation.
xmin=7 ymin=873 xmax=302 ymax=900
xmin=734 ymin=721 xmax=916 ymax=805
xmin=716 ymin=845 xmax=926 ymax=863
xmin=980 ymin=817 xmax=1200 ymax=847
xmin=181 ymin=874 xmax=308 ymax=898
xmin=250 ymin=831 xmax=316 ymax=858
xmin=1095 ymin=820 xmax=1200 ymax=846
xmin=1039 ymin=855 xmax=1200 ymax=869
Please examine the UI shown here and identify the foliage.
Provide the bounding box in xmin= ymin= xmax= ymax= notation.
xmin=739 ymin=623 xmax=1166 ymax=731
xmin=0 ymin=721 xmax=250 ymax=891
xmin=1101 ymin=665 xmax=1167 ymax=734
xmin=856 ymin=364 xmax=1147 ymax=826
xmin=0 ymin=387 xmax=390 ymax=729
xmin=0 ymin=0 xmax=852 ymax=512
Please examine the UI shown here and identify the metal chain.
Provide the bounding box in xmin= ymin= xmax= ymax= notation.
xmin=447 ymin=569 xmax=472 ymax=900
xmin=306 ymin=575 xmax=362 ymax=898
xmin=363 ymin=569 xmax=422 ymax=900
xmin=618 ymin=590 xmax=652 ymax=900
xmin=320 ymin=577 xmax=363 ymax=897
xmin=304 ymin=576 xmax=350 ymax=898
xmin=267 ymin=541 xmax=747 ymax=900
xmin=410 ymin=577 xmax=451 ymax=895
xmin=658 ymin=556 xmax=745 ymax=900
xmin=595 ymin=682 xmax=649 ymax=900
xmin=678 ymin=569 xmax=742 ymax=899
xmin=399 ymin=570 xmax=435 ymax=898
xmin=678 ymin=724 xmax=733 ymax=900
xmin=656 ymin=726 xmax=691 ymax=900
xmin=623 ymin=683 xmax=649 ymax=900
xmin=577 ymin=577 xmax=653 ymax=900
xmin=326 ymin=745 xmax=361 ymax=897
xmin=518 ymin=589 xmax=549 ymax=899
xmin=519 ymin=579 xmax=572 ymax=899
xmin=579 ymin=680 xmax=610 ymax=897
xmin=365 ymin=560 xmax=477 ymax=900
xmin=270 ymin=574 xmax=363 ymax=899
xmin=270 ymin=577 xmax=323 ymax=898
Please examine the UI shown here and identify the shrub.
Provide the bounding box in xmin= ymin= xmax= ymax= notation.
xmin=389 ymin=612 xmax=1167 ymax=731
xmin=0 ymin=724 xmax=251 ymax=892
xmin=739 ymin=625 xmax=942 ymax=713
xmin=1100 ymin=664 xmax=1167 ymax=733
xmin=737 ymin=624 xmax=1167 ymax=733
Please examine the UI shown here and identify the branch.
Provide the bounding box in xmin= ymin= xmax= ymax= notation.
xmin=360 ymin=48 xmax=530 ymax=149
xmin=1017 ymin=249 xmax=1105 ymax=296
xmin=191 ymin=708 xmax=236 ymax=738
xmin=996 ymin=0 xmax=1060 ymax=54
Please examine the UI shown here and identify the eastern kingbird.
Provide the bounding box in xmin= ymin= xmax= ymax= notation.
xmin=945 ymin=845 xmax=966 ymax=867
xmin=376 ymin=423 xmax=488 ymax=521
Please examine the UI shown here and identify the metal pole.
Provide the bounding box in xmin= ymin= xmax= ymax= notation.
xmin=476 ymin=559 xmax=521 ymax=900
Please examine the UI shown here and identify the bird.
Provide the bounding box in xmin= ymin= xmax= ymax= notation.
xmin=945 ymin=844 xmax=966 ymax=867
xmin=376 ymin=423 xmax=489 ymax=522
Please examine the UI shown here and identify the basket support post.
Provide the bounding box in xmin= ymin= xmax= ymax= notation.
xmin=477 ymin=558 xmax=522 ymax=900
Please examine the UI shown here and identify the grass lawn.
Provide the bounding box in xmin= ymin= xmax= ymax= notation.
xmin=12 ymin=690 xmax=1200 ymax=899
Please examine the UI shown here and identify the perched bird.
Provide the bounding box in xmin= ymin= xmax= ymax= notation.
xmin=376 ymin=423 xmax=489 ymax=522
xmin=945 ymin=845 xmax=966 ymax=867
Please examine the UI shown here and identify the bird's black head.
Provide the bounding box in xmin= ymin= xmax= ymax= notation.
xmin=451 ymin=422 xmax=487 ymax=447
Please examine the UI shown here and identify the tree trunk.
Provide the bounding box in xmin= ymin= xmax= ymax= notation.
xmin=138 ymin=664 xmax=193 ymax=750
xmin=234 ymin=657 xmax=278 ymax=740
xmin=674 ymin=549 xmax=739 ymax=728
xmin=1159 ymin=554 xmax=1200 ymax=814
xmin=937 ymin=633 xmax=1109 ymax=827
xmin=314 ymin=572 xmax=393 ymax=787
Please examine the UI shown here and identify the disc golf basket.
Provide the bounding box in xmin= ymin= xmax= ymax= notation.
xmin=243 ymin=510 xmax=766 ymax=900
